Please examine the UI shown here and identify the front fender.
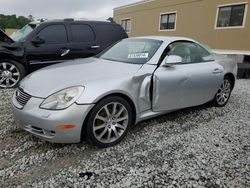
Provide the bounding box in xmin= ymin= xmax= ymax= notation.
xmin=0 ymin=43 xmax=25 ymax=63
xmin=76 ymin=73 xmax=153 ymax=115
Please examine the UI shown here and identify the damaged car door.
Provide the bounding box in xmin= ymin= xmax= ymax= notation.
xmin=152 ymin=41 xmax=224 ymax=111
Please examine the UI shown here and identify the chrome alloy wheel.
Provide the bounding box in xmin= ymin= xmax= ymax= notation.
xmin=0 ymin=62 xmax=20 ymax=88
xmin=215 ymin=79 xmax=232 ymax=106
xmin=93 ymin=102 xmax=129 ymax=144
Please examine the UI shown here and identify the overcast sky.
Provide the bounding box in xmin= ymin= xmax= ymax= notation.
xmin=0 ymin=0 xmax=140 ymax=20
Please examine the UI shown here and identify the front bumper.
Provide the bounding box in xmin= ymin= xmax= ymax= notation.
xmin=11 ymin=95 xmax=94 ymax=143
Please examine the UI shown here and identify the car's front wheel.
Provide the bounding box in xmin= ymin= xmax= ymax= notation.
xmin=84 ymin=96 xmax=133 ymax=148
xmin=0 ymin=60 xmax=25 ymax=89
xmin=213 ymin=76 xmax=233 ymax=107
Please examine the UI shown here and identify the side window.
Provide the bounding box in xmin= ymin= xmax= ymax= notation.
xmin=37 ymin=25 xmax=67 ymax=44
xmin=95 ymin=24 xmax=127 ymax=47
xmin=196 ymin=44 xmax=215 ymax=62
xmin=70 ymin=24 xmax=95 ymax=42
xmin=168 ymin=42 xmax=214 ymax=64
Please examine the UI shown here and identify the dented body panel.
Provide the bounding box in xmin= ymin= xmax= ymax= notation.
xmin=0 ymin=30 xmax=26 ymax=66
xmin=19 ymin=57 xmax=156 ymax=121
xmin=0 ymin=42 xmax=25 ymax=60
xmin=152 ymin=62 xmax=223 ymax=111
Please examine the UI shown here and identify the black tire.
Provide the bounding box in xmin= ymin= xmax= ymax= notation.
xmin=0 ymin=60 xmax=26 ymax=89
xmin=213 ymin=76 xmax=233 ymax=107
xmin=84 ymin=96 xmax=133 ymax=148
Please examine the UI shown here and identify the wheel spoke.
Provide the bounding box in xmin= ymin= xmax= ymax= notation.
xmin=13 ymin=72 xmax=20 ymax=76
xmin=2 ymin=63 xmax=7 ymax=70
xmin=93 ymin=123 xmax=106 ymax=131
xmin=216 ymin=95 xmax=221 ymax=102
xmin=115 ymin=123 xmax=125 ymax=130
xmin=113 ymin=127 xmax=119 ymax=138
xmin=0 ymin=77 xmax=5 ymax=83
xmin=223 ymin=81 xmax=227 ymax=88
xmin=223 ymin=97 xmax=227 ymax=103
xmin=216 ymin=93 xmax=222 ymax=99
xmin=221 ymin=96 xmax=226 ymax=103
xmin=6 ymin=79 xmax=10 ymax=87
xmin=10 ymin=78 xmax=17 ymax=83
xmin=224 ymin=84 xmax=230 ymax=90
xmin=96 ymin=115 xmax=107 ymax=122
xmin=9 ymin=65 xmax=15 ymax=71
xmin=98 ymin=127 xmax=108 ymax=139
xmin=217 ymin=89 xmax=223 ymax=94
xmin=112 ymin=103 xmax=117 ymax=115
xmin=224 ymin=88 xmax=231 ymax=93
xmin=116 ymin=115 xmax=128 ymax=122
xmin=104 ymin=105 xmax=111 ymax=117
xmin=116 ymin=106 xmax=125 ymax=117
xmin=107 ymin=129 xmax=112 ymax=142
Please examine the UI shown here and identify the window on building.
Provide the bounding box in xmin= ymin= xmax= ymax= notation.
xmin=160 ymin=13 xmax=176 ymax=30
xmin=121 ymin=19 xmax=131 ymax=33
xmin=217 ymin=4 xmax=246 ymax=28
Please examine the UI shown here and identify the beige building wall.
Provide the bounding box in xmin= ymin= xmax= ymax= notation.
xmin=114 ymin=0 xmax=250 ymax=53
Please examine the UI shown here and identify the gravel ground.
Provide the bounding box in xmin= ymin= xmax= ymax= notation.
xmin=0 ymin=80 xmax=249 ymax=188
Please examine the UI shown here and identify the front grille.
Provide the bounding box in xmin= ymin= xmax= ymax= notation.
xmin=15 ymin=87 xmax=31 ymax=107
xmin=31 ymin=126 xmax=43 ymax=133
xmin=24 ymin=125 xmax=56 ymax=138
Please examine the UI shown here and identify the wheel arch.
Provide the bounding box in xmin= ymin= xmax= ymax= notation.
xmin=224 ymin=73 xmax=235 ymax=89
xmin=0 ymin=52 xmax=27 ymax=69
xmin=0 ymin=58 xmax=26 ymax=88
xmin=80 ymin=92 xmax=137 ymax=142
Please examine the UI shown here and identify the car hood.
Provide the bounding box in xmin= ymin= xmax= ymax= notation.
xmin=20 ymin=57 xmax=143 ymax=98
xmin=0 ymin=30 xmax=14 ymax=43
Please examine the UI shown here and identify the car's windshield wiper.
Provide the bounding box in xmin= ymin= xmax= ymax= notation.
xmin=100 ymin=57 xmax=121 ymax=63
xmin=100 ymin=57 xmax=145 ymax=65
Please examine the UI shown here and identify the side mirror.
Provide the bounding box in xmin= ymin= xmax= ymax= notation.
xmin=165 ymin=55 xmax=182 ymax=65
xmin=31 ymin=36 xmax=45 ymax=45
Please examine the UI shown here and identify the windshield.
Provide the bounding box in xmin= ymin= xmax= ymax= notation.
xmin=10 ymin=23 xmax=37 ymax=42
xmin=99 ymin=39 xmax=163 ymax=64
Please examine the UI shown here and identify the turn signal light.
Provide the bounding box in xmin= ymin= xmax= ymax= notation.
xmin=56 ymin=125 xmax=76 ymax=129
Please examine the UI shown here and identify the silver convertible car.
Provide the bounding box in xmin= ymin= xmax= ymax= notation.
xmin=11 ymin=36 xmax=237 ymax=147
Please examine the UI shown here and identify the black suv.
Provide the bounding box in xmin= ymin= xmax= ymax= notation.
xmin=0 ymin=19 xmax=128 ymax=88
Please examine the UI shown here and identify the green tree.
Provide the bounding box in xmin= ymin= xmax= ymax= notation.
xmin=0 ymin=14 xmax=30 ymax=30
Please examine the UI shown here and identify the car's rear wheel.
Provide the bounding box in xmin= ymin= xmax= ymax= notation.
xmin=84 ymin=96 xmax=132 ymax=148
xmin=213 ymin=76 xmax=233 ymax=107
xmin=0 ymin=60 xmax=25 ymax=89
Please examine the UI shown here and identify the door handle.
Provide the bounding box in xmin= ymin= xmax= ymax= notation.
xmin=61 ymin=49 xmax=70 ymax=57
xmin=213 ymin=68 xmax=223 ymax=74
xmin=90 ymin=45 xmax=100 ymax=49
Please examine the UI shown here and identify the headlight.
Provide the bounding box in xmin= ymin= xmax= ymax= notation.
xmin=40 ymin=86 xmax=84 ymax=110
